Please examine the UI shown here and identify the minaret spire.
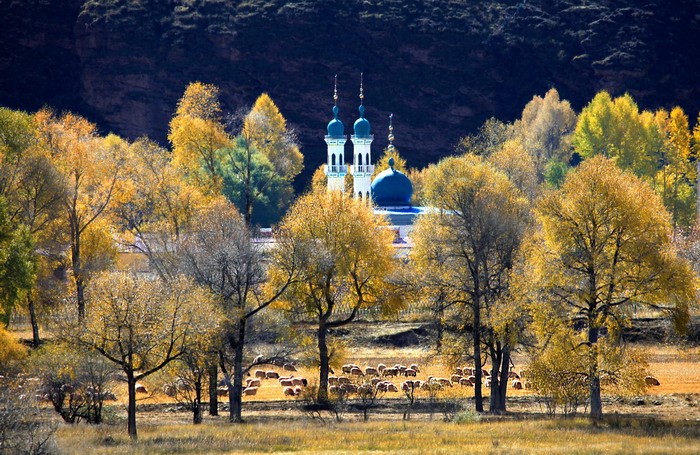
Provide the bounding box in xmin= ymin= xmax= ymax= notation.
xmin=388 ymin=113 xmax=395 ymax=153
xmin=333 ymin=74 xmax=338 ymax=106
xmin=359 ymin=72 xmax=364 ymax=107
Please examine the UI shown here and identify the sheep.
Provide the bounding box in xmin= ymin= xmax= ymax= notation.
xmin=283 ymin=363 xmax=298 ymax=372
xmin=454 ymin=368 xmax=463 ymax=376
xmin=329 ymin=376 xmax=339 ymax=385
xmin=382 ymin=368 xmax=399 ymax=378
xmin=291 ymin=377 xmax=307 ymax=387
xmin=398 ymin=365 xmax=408 ymax=375
xmin=365 ymin=367 xmax=379 ymax=376
xmin=401 ymin=380 xmax=415 ymax=392
xmin=508 ymin=371 xmax=520 ymax=380
xmin=377 ymin=363 xmax=387 ymax=372
xmin=459 ymin=377 xmax=473 ymax=387
xmin=485 ymin=378 xmax=492 ymax=388
xmin=451 ymin=374 xmax=462 ymax=383
xmin=405 ymin=368 xmax=417 ymax=377
xmin=254 ymin=370 xmax=267 ymax=379
xmin=283 ymin=386 xmax=296 ymax=396
xmin=329 ymin=385 xmax=340 ymax=395
xmin=358 ymin=384 xmax=374 ymax=395
xmin=253 ymin=354 xmax=264 ymax=364
xmin=645 ymin=376 xmax=661 ymax=386
xmin=342 ymin=365 xmax=353 ymax=374
xmin=135 ymin=383 xmax=148 ymax=394
xmin=246 ymin=378 xmax=261 ymax=388
xmin=338 ymin=376 xmax=351 ymax=385
xmin=294 ymin=386 xmax=302 ymax=396
xmin=511 ymin=379 xmax=523 ymax=390
xmin=371 ymin=377 xmax=382 ymax=386
xmin=266 ymin=371 xmax=280 ymax=379
xmin=463 ymin=367 xmax=473 ymax=376
xmin=387 ymin=383 xmax=399 ymax=393
xmin=350 ymin=367 xmax=364 ymax=377
xmin=217 ymin=387 xmax=229 ymax=397
xmin=242 ymin=387 xmax=258 ymax=396
xmin=409 ymin=364 xmax=420 ymax=373
xmin=279 ymin=378 xmax=294 ymax=387
xmin=340 ymin=383 xmax=358 ymax=394
xmin=430 ymin=377 xmax=452 ymax=387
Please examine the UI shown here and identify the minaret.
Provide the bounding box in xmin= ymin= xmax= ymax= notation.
xmin=324 ymin=75 xmax=347 ymax=192
xmin=351 ymin=73 xmax=373 ymax=201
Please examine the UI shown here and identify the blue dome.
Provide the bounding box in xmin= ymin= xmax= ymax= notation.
xmin=353 ymin=105 xmax=371 ymax=137
xmin=371 ymin=164 xmax=413 ymax=207
xmin=327 ymin=105 xmax=344 ymax=137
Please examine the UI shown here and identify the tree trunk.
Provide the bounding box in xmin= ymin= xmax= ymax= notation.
xmin=435 ymin=307 xmax=444 ymax=353
xmin=497 ymin=345 xmax=511 ymax=413
xmin=488 ymin=344 xmax=502 ymax=413
xmin=317 ymin=321 xmax=330 ymax=404
xmin=472 ymin=299 xmax=483 ymax=412
xmin=588 ymin=325 xmax=602 ymax=419
xmin=28 ymin=296 xmax=40 ymax=347
xmin=72 ymin=231 xmax=85 ymax=321
xmin=193 ymin=378 xmax=202 ymax=424
xmin=208 ymin=362 xmax=218 ymax=416
xmin=126 ymin=372 xmax=137 ymax=440
xmin=230 ymin=319 xmax=246 ymax=423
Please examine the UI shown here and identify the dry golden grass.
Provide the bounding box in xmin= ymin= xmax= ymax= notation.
xmin=55 ymin=417 xmax=700 ymax=454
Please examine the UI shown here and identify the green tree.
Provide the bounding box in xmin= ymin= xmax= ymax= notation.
xmin=219 ymin=137 xmax=291 ymax=226
xmin=269 ymin=190 xmax=397 ymax=403
xmin=519 ymin=156 xmax=695 ymax=419
xmin=0 ymin=197 xmax=36 ymax=327
xmin=412 ymin=154 xmax=530 ymax=413
xmin=573 ymin=92 xmax=659 ymax=178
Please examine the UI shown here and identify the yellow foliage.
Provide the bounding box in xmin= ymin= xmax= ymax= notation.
xmin=372 ymin=147 xmax=407 ymax=179
xmin=242 ymin=93 xmax=303 ymax=180
xmin=0 ymin=327 xmax=27 ymax=370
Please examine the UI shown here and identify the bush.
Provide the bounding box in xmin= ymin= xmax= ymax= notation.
xmin=454 ymin=408 xmax=482 ymax=424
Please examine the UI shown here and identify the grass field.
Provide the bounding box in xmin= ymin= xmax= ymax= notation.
xmin=55 ymin=417 xmax=700 ymax=454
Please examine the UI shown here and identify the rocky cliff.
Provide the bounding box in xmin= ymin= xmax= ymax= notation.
xmin=1 ymin=0 xmax=699 ymax=186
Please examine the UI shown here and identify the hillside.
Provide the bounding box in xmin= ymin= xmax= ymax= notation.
xmin=1 ymin=0 xmax=699 ymax=186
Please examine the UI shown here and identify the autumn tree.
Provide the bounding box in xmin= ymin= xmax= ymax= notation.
xmin=115 ymin=138 xmax=210 ymax=281
xmin=488 ymin=139 xmax=539 ymax=200
xmin=519 ymin=156 xmax=695 ymax=419
xmin=169 ymin=82 xmax=232 ymax=193
xmin=57 ymin=272 xmax=220 ymax=439
xmin=242 ymin=93 xmax=303 ymax=182
xmin=653 ymin=107 xmax=695 ymax=227
xmin=456 ymin=117 xmax=512 ymax=157
xmin=270 ymin=190 xmax=397 ymax=403
xmin=512 ymin=88 xmax=577 ymax=179
xmin=372 ymin=146 xmax=408 ymax=179
xmin=35 ymin=110 xmax=124 ymax=320
xmin=411 ymin=154 xmax=530 ymax=413
xmin=175 ymin=198 xmax=297 ymax=423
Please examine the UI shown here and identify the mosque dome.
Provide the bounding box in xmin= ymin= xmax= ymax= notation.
xmin=371 ymin=158 xmax=413 ymax=207
xmin=353 ymin=105 xmax=371 ymax=138
xmin=327 ymin=105 xmax=344 ymax=137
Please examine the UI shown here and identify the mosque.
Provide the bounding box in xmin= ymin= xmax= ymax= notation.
xmin=323 ymin=76 xmax=427 ymax=244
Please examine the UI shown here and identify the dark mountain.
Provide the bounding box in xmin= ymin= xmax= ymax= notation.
xmin=1 ymin=0 xmax=699 ymax=187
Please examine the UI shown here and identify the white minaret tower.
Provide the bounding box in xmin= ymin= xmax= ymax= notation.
xmin=351 ymin=73 xmax=374 ymax=201
xmin=324 ymin=75 xmax=347 ymax=192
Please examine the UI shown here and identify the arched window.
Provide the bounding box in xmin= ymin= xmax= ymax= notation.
xmin=358 ymin=154 xmax=363 ymax=166
xmin=366 ymin=191 xmax=370 ymax=201
xmin=340 ymin=154 xmax=343 ymax=165
xmin=366 ymin=153 xmax=370 ymax=165
xmin=358 ymin=192 xmax=363 ymax=200
xmin=331 ymin=154 xmax=336 ymax=166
